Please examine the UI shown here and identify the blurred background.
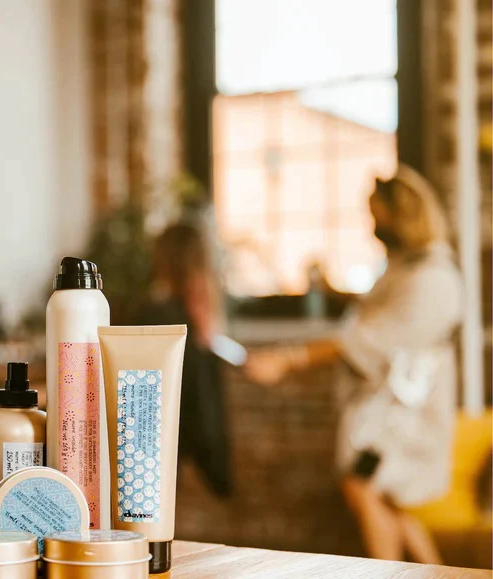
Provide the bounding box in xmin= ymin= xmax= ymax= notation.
xmin=0 ymin=0 xmax=491 ymax=569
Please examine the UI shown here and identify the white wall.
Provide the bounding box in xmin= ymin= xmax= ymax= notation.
xmin=0 ymin=0 xmax=91 ymax=329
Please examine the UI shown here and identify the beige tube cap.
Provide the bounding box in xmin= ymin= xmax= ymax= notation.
xmin=44 ymin=530 xmax=149 ymax=565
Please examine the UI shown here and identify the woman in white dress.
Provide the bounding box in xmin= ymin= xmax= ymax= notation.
xmin=246 ymin=164 xmax=463 ymax=563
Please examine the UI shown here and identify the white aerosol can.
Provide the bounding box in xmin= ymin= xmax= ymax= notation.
xmin=46 ymin=257 xmax=110 ymax=529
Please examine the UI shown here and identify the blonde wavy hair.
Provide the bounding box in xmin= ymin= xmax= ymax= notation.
xmin=377 ymin=164 xmax=450 ymax=250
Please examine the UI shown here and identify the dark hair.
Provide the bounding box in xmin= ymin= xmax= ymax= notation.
xmin=153 ymin=223 xmax=211 ymax=297
xmin=153 ymin=223 xmax=218 ymax=345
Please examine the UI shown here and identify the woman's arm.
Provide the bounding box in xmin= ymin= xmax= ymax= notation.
xmin=304 ymin=340 xmax=340 ymax=367
xmin=244 ymin=340 xmax=340 ymax=386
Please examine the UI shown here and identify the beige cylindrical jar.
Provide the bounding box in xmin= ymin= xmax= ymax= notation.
xmin=43 ymin=530 xmax=149 ymax=579
xmin=0 ymin=531 xmax=38 ymax=579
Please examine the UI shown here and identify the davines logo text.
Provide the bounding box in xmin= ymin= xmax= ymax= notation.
xmin=124 ymin=511 xmax=153 ymax=520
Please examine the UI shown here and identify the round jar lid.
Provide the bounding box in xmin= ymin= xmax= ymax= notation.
xmin=0 ymin=531 xmax=38 ymax=565
xmin=0 ymin=467 xmax=90 ymax=553
xmin=44 ymin=530 xmax=149 ymax=566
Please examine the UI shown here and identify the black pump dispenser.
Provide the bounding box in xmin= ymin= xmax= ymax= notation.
xmin=53 ymin=257 xmax=102 ymax=290
xmin=0 ymin=363 xmax=38 ymax=407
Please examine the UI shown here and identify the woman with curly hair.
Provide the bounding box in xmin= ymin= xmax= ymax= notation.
xmin=246 ymin=165 xmax=463 ymax=563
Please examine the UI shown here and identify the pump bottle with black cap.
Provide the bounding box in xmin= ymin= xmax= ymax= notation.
xmin=0 ymin=362 xmax=46 ymax=477
xmin=46 ymin=257 xmax=110 ymax=529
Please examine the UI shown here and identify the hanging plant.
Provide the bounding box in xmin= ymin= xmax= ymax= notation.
xmin=85 ymin=200 xmax=152 ymax=325
xmin=85 ymin=173 xmax=210 ymax=325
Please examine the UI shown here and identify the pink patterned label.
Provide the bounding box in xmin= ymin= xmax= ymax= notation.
xmin=59 ymin=342 xmax=100 ymax=529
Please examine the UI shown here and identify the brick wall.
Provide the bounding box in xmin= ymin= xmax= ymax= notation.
xmin=89 ymin=0 xmax=182 ymax=213
xmin=422 ymin=0 xmax=492 ymax=402
xmin=422 ymin=0 xmax=491 ymax=224
xmin=176 ymin=365 xmax=362 ymax=556
xmin=477 ymin=0 xmax=493 ymax=403
xmin=144 ymin=0 xmax=183 ymax=231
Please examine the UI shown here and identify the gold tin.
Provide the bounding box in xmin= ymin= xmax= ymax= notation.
xmin=44 ymin=530 xmax=150 ymax=579
xmin=0 ymin=531 xmax=38 ymax=579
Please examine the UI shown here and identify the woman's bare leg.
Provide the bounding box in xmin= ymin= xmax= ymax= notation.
xmin=396 ymin=510 xmax=443 ymax=564
xmin=342 ymin=476 xmax=404 ymax=560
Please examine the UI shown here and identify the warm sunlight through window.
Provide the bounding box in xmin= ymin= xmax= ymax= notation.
xmin=214 ymin=0 xmax=398 ymax=296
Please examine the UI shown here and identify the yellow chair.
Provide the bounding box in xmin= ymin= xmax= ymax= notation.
xmin=406 ymin=410 xmax=492 ymax=568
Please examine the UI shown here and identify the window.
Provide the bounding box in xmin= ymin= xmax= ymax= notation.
xmin=214 ymin=0 xmax=398 ymax=295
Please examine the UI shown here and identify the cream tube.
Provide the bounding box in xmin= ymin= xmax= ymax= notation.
xmin=98 ymin=325 xmax=186 ymax=575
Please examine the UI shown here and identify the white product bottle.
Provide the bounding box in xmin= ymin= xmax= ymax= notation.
xmin=46 ymin=257 xmax=110 ymax=529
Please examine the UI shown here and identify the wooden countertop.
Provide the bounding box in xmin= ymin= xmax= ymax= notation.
xmin=157 ymin=541 xmax=492 ymax=578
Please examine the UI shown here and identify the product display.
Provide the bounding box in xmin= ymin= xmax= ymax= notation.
xmin=0 ymin=363 xmax=46 ymax=477
xmin=98 ymin=325 xmax=187 ymax=574
xmin=46 ymin=257 xmax=111 ymax=529
xmin=0 ymin=264 xmax=187 ymax=573
xmin=43 ymin=529 xmax=149 ymax=579
xmin=0 ymin=467 xmax=90 ymax=554
xmin=0 ymin=531 xmax=38 ymax=579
